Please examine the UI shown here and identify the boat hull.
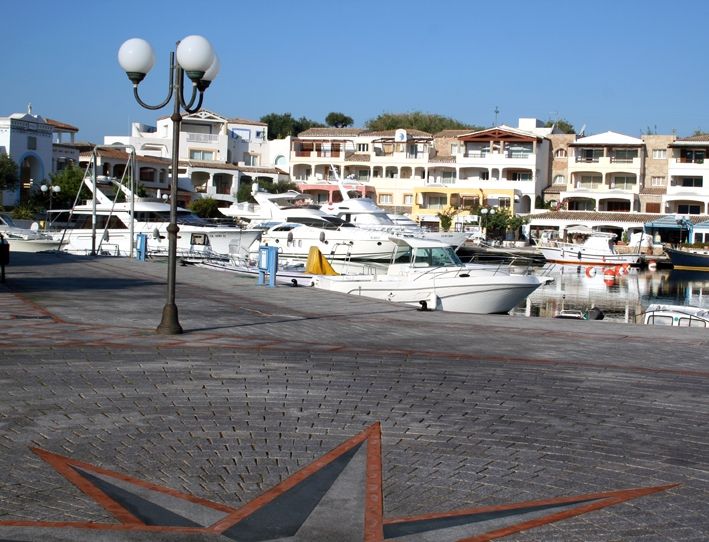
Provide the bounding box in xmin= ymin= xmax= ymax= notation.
xmin=313 ymin=273 xmax=542 ymax=314
xmin=4 ymin=237 xmax=66 ymax=253
xmin=665 ymin=247 xmax=709 ymax=271
xmin=537 ymin=246 xmax=641 ymax=266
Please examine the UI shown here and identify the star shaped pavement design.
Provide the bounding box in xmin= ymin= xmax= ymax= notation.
xmin=0 ymin=423 xmax=676 ymax=541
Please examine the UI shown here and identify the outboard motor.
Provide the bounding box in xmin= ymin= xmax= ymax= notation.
xmin=586 ymin=306 xmax=604 ymax=320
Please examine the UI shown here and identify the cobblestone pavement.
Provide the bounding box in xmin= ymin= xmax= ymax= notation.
xmin=0 ymin=252 xmax=707 ymax=541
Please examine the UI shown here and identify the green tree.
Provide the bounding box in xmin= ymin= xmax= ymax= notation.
xmin=190 ymin=197 xmax=222 ymax=218
xmin=0 ymin=153 xmax=19 ymax=191
xmin=260 ymin=113 xmax=324 ymax=139
xmin=33 ymin=166 xmax=90 ymax=209
xmin=544 ymin=118 xmax=575 ymax=134
xmin=325 ymin=112 xmax=354 ymax=128
xmin=365 ymin=112 xmax=482 ymax=133
xmin=436 ymin=206 xmax=458 ymax=232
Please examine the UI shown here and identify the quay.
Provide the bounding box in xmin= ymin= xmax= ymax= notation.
xmin=0 ymin=251 xmax=707 ymax=541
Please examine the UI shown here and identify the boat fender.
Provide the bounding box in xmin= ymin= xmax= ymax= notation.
xmin=577 ymin=251 xmax=582 ymax=260
xmin=319 ymin=232 xmax=326 ymax=243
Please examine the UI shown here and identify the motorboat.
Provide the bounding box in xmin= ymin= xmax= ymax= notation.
xmin=321 ymin=196 xmax=469 ymax=248
xmin=0 ymin=213 xmax=65 ymax=252
xmin=640 ymin=304 xmax=709 ymax=328
xmin=50 ymin=176 xmax=262 ymax=258
xmin=312 ymin=236 xmax=543 ymax=314
xmin=219 ymin=187 xmax=320 ymax=223
xmin=255 ymin=217 xmax=403 ymax=262
xmin=536 ymin=231 xmax=641 ymax=266
xmin=319 ymin=174 xmax=470 ymax=248
xmin=664 ymin=247 xmax=709 ymax=272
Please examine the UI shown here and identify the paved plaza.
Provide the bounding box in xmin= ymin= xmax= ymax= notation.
xmin=0 ymin=251 xmax=707 ymax=541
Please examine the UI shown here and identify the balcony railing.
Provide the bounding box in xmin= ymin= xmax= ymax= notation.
xmin=186 ymin=133 xmax=219 ymax=143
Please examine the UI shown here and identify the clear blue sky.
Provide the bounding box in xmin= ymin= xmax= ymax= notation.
xmin=3 ymin=0 xmax=708 ymax=142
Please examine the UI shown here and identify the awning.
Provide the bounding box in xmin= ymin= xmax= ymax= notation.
xmin=643 ymin=215 xmax=691 ymax=230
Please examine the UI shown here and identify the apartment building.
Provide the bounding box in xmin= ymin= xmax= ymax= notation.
xmin=289 ymin=119 xmax=555 ymax=226
xmin=412 ymin=119 xmax=554 ymax=226
xmin=665 ymin=134 xmax=709 ymax=215
xmin=104 ymin=110 xmax=286 ymax=204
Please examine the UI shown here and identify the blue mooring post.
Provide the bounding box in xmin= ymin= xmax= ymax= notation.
xmin=135 ymin=233 xmax=147 ymax=261
xmin=0 ymin=235 xmax=8 ymax=284
xmin=257 ymin=245 xmax=278 ymax=287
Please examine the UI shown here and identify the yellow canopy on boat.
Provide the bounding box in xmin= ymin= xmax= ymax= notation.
xmin=305 ymin=246 xmax=339 ymax=275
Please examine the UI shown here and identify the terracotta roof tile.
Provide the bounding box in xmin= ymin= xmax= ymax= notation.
xmin=345 ymin=153 xmax=371 ymax=162
xmin=531 ymin=211 xmax=676 ymax=223
xmin=297 ymin=128 xmax=364 ymax=137
xmin=46 ymin=118 xmax=79 ymax=132
xmin=429 ymin=155 xmax=456 ymax=163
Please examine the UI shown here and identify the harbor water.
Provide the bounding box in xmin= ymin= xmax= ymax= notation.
xmin=511 ymin=264 xmax=709 ymax=323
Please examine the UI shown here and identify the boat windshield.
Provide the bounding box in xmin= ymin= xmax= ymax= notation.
xmin=287 ymin=216 xmax=355 ymax=230
xmin=349 ymin=213 xmax=395 ymax=226
xmin=398 ymin=245 xmax=463 ymax=267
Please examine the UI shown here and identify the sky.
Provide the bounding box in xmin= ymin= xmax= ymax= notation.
xmin=3 ymin=0 xmax=709 ymax=143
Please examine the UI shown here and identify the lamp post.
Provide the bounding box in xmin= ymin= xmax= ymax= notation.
xmin=480 ymin=207 xmax=495 ymax=239
xmin=40 ymin=182 xmax=61 ymax=229
xmin=118 ymin=35 xmax=219 ymax=335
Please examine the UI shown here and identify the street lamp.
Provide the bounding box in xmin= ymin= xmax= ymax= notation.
xmin=118 ymin=35 xmax=219 ymax=335
xmin=480 ymin=207 xmax=495 ymax=238
xmin=40 ymin=182 xmax=61 ymax=229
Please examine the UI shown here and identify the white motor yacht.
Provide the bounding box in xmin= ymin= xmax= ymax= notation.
xmin=319 ymin=178 xmax=470 ymax=248
xmin=312 ymin=236 xmax=543 ymax=314
xmin=256 ymin=217 xmax=403 ymax=262
xmin=0 ymin=213 xmax=66 ymax=252
xmin=536 ymin=230 xmax=641 ymax=266
xmin=50 ymin=177 xmax=261 ymax=258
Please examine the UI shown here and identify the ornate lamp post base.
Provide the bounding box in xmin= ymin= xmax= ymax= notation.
xmin=156 ymin=303 xmax=183 ymax=335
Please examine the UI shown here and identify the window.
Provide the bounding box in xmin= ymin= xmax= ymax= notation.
xmin=651 ymin=176 xmax=665 ymax=186
xmin=480 ymin=171 xmax=489 ymax=180
xmin=612 ymin=175 xmax=636 ymax=190
xmin=450 ymin=143 xmax=459 ymax=155
xmin=255 ymin=130 xmax=264 ymax=140
xmin=652 ymin=149 xmax=666 ymax=159
xmin=611 ymin=148 xmax=638 ymax=162
xmin=553 ymin=174 xmax=566 ymax=185
xmin=426 ymin=195 xmax=447 ymax=209
xmin=645 ymin=202 xmax=661 ymax=213
xmin=678 ymin=204 xmax=701 ymax=214
xmin=442 ymin=171 xmax=455 ymax=184
xmin=577 ymin=148 xmax=603 ymax=162
xmin=510 ymin=171 xmax=532 ymax=181
xmin=578 ymin=175 xmax=602 ymax=189
xmin=679 ymin=177 xmax=703 ymax=187
xmin=403 ymin=194 xmax=413 ymax=205
xmin=680 ymin=148 xmax=706 ymax=163
xmin=378 ymin=194 xmax=393 ymax=205
xmin=554 ymin=148 xmax=567 ymax=158
xmin=189 ymin=149 xmax=214 ymax=160
xmin=27 ymin=136 xmax=37 ymax=150
xmin=498 ymin=198 xmax=511 ymax=208
xmin=357 ymin=143 xmax=369 ymax=152
xmin=461 ymin=196 xmax=479 ymax=209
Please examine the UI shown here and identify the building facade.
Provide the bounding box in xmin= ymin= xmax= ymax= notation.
xmin=104 ymin=110 xmax=286 ymax=205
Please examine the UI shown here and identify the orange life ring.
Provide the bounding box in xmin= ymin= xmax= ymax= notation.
xmin=585 ymin=266 xmax=596 ymax=277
